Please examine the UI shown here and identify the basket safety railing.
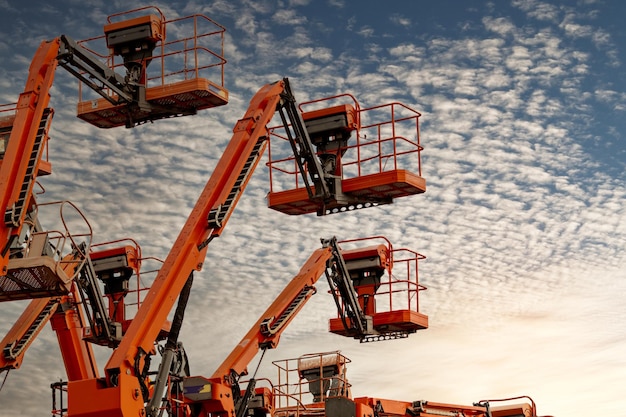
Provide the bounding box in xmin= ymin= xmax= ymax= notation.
xmin=75 ymin=6 xmax=227 ymax=104
xmin=266 ymin=97 xmax=422 ymax=194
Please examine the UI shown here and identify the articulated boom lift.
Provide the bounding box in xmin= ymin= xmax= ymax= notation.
xmin=270 ymin=350 xmax=543 ymax=417
xmin=65 ymin=6 xmax=229 ymax=128
xmin=0 ymin=6 xmax=229 ymax=375
xmin=182 ymin=236 xmax=428 ymax=417
xmin=0 ymin=5 xmax=549 ymax=417
xmin=180 ymin=237 xmax=542 ymax=417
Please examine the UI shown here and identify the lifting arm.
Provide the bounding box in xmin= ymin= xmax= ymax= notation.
xmin=0 ymin=298 xmax=59 ymax=372
xmin=191 ymin=237 xmax=382 ymax=417
xmin=353 ymin=397 xmax=539 ymax=417
xmin=208 ymin=246 xmax=334 ymax=417
xmin=210 ymin=246 xmax=334 ymax=382
xmin=0 ymin=58 xmax=105 ymax=379
xmin=102 ymin=79 xmax=288 ymax=382
xmin=0 ymin=38 xmax=59 ymax=276
xmin=0 ymin=29 xmax=178 ymax=277
xmin=56 ymin=35 xmax=132 ymax=106
xmin=62 ymin=80 xmax=297 ymax=417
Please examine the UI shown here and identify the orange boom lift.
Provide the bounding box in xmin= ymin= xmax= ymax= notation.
xmin=0 ymin=6 xmax=550 ymax=417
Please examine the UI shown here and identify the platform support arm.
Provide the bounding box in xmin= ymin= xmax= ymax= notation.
xmin=57 ymin=35 xmax=133 ymax=105
xmin=277 ymin=78 xmax=331 ymax=201
xmin=323 ymin=237 xmax=373 ymax=338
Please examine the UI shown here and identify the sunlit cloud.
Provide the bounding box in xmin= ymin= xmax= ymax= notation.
xmin=0 ymin=1 xmax=624 ymax=416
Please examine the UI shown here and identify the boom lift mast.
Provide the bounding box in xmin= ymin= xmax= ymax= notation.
xmin=0 ymin=6 xmax=550 ymax=417
xmin=0 ymin=9 xmax=429 ymax=410
xmin=1 ymin=6 xmax=229 ymax=375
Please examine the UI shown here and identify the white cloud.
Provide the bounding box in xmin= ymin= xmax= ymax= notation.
xmin=0 ymin=1 xmax=625 ymax=416
xmin=356 ymin=26 xmax=375 ymax=38
xmin=512 ymin=0 xmax=561 ymax=22
xmin=482 ymin=16 xmax=517 ymax=37
xmin=273 ymin=8 xmax=308 ymax=25
xmin=389 ymin=14 xmax=411 ymax=28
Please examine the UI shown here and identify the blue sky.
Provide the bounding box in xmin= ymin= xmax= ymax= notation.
xmin=0 ymin=0 xmax=625 ymax=416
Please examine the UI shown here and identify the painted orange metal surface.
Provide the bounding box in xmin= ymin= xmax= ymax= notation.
xmin=328 ymin=309 xmax=429 ymax=336
xmin=50 ymin=290 xmax=100 ymax=382
xmin=59 ymin=80 xmax=289 ymax=417
xmin=68 ymin=372 xmax=144 ymax=417
xmin=0 ymin=38 xmax=59 ymax=276
xmin=267 ymin=169 xmax=426 ymax=215
xmin=492 ymin=403 xmax=534 ymax=417
xmin=210 ymin=247 xmax=333 ymax=382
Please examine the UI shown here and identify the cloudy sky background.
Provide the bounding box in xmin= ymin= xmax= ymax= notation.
xmin=0 ymin=0 xmax=625 ymax=416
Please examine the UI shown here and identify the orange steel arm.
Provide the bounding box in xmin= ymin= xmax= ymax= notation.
xmin=104 ymin=79 xmax=287 ymax=380
xmin=211 ymin=246 xmax=333 ymax=381
xmin=353 ymin=397 xmax=540 ymax=417
xmin=66 ymin=80 xmax=289 ymax=417
xmin=63 ymin=79 xmax=318 ymax=417
xmin=0 ymin=38 xmax=59 ymax=275
xmin=354 ymin=397 xmax=496 ymax=417
xmin=0 ymin=297 xmax=59 ymax=371
xmin=50 ymin=288 xmax=100 ymax=381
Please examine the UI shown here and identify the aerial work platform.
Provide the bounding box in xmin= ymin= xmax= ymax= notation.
xmin=266 ymin=96 xmax=425 ymax=215
xmin=330 ymin=237 xmax=428 ymax=341
xmin=0 ymin=201 xmax=92 ymax=302
xmin=267 ymin=170 xmax=426 ymax=215
xmin=77 ymin=78 xmax=228 ymax=128
xmin=72 ymin=6 xmax=228 ymax=128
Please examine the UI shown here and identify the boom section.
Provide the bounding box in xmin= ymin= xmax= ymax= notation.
xmin=276 ymin=78 xmax=330 ymax=202
xmin=0 ymin=39 xmax=59 ymax=276
xmin=57 ymin=35 xmax=132 ymax=106
xmin=104 ymin=79 xmax=288 ymax=380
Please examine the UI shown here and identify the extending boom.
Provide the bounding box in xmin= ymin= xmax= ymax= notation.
xmin=68 ymin=78 xmax=327 ymax=417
